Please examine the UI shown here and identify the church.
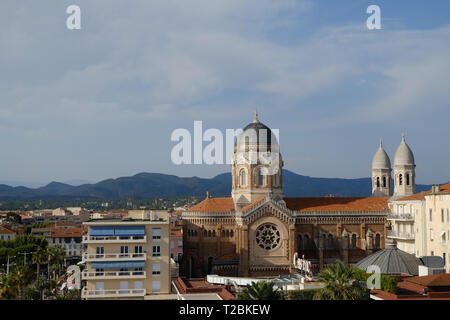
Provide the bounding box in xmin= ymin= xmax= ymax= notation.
xmin=181 ymin=113 xmax=416 ymax=278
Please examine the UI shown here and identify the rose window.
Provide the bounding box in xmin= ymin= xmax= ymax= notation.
xmin=255 ymin=224 xmax=281 ymax=250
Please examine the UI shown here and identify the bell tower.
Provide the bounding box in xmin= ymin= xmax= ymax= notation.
xmin=231 ymin=112 xmax=283 ymax=211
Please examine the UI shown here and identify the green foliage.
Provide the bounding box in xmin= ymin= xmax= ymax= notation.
xmin=285 ymin=289 xmax=321 ymax=300
xmin=0 ymin=235 xmax=48 ymax=268
xmin=55 ymin=289 xmax=81 ymax=300
xmin=6 ymin=212 xmax=22 ymax=224
xmin=352 ymin=267 xmax=398 ymax=294
xmin=238 ymin=281 xmax=285 ymax=300
xmin=313 ymin=262 xmax=370 ymax=300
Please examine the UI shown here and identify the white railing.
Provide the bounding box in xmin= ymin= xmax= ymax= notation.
xmin=387 ymin=214 xmax=415 ymax=221
xmin=82 ymin=288 xmax=146 ymax=299
xmin=82 ymin=270 xmax=146 ymax=280
xmin=387 ymin=230 xmax=415 ymax=240
xmin=82 ymin=235 xmax=147 ymax=243
xmin=83 ymin=252 xmax=146 ymax=261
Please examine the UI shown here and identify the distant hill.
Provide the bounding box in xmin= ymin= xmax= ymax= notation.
xmin=0 ymin=170 xmax=435 ymax=200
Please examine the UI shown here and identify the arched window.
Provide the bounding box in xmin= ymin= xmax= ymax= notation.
xmin=194 ymin=230 xmax=198 ymax=237
xmin=328 ymin=234 xmax=333 ymax=249
xmin=221 ymin=230 xmax=225 ymax=237
xmin=376 ymin=177 xmax=380 ymax=188
xmin=375 ymin=234 xmax=381 ymax=249
xmin=304 ymin=235 xmax=309 ymax=249
xmin=406 ymin=174 xmax=410 ymax=186
xmin=213 ymin=230 xmax=216 ymax=237
xmin=207 ymin=257 xmax=213 ymax=274
xmin=226 ymin=230 xmax=230 ymax=237
xmin=399 ymin=174 xmax=403 ymax=186
xmin=203 ymin=230 xmax=207 ymax=237
xmin=258 ymin=169 xmax=264 ymax=186
xmin=240 ymin=169 xmax=247 ymax=186
xmin=230 ymin=230 xmax=234 ymax=238
xmin=273 ymin=173 xmax=279 ymax=187
xmin=297 ymin=235 xmax=303 ymax=251
xmin=351 ymin=234 xmax=357 ymax=248
xmin=383 ymin=176 xmax=387 ymax=188
xmin=208 ymin=230 xmax=211 ymax=237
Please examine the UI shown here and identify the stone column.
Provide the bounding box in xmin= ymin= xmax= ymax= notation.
xmin=239 ymin=225 xmax=249 ymax=277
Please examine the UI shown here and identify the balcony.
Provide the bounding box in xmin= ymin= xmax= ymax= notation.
xmin=387 ymin=214 xmax=415 ymax=221
xmin=82 ymin=235 xmax=147 ymax=244
xmin=81 ymin=288 xmax=146 ymax=299
xmin=387 ymin=230 xmax=415 ymax=240
xmin=83 ymin=252 xmax=147 ymax=262
xmin=82 ymin=270 xmax=146 ymax=280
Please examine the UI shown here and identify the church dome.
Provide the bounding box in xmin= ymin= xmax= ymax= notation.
xmin=372 ymin=140 xmax=391 ymax=170
xmin=235 ymin=111 xmax=279 ymax=151
xmin=394 ymin=134 xmax=415 ymax=166
xmin=355 ymin=242 xmax=423 ymax=276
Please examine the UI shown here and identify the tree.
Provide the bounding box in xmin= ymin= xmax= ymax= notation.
xmin=8 ymin=266 xmax=33 ymax=300
xmin=32 ymin=248 xmax=47 ymax=281
xmin=314 ymin=262 xmax=370 ymax=300
xmin=238 ymin=281 xmax=284 ymax=300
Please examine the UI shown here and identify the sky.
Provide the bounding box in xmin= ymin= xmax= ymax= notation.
xmin=0 ymin=0 xmax=450 ymax=186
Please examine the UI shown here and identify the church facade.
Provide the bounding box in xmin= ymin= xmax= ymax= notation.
xmin=181 ymin=114 xmax=414 ymax=278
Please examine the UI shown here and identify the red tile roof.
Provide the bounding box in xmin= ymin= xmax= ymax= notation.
xmin=188 ymin=197 xmax=235 ymax=213
xmin=50 ymin=228 xmax=82 ymax=238
xmin=241 ymin=196 xmax=265 ymax=212
xmin=397 ymin=192 xmax=426 ymax=201
xmin=0 ymin=225 xmax=15 ymax=235
xmin=425 ymin=183 xmax=450 ymax=194
xmin=284 ymin=197 xmax=390 ymax=212
xmin=405 ymin=273 xmax=450 ymax=287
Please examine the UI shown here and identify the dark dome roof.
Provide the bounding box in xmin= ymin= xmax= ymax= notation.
xmin=242 ymin=121 xmax=273 ymax=145
xmin=355 ymin=242 xmax=423 ymax=276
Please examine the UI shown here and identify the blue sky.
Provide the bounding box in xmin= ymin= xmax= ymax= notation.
xmin=0 ymin=0 xmax=450 ymax=186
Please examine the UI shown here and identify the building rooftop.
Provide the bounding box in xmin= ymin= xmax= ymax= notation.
xmin=285 ymin=197 xmax=390 ymax=213
xmin=188 ymin=197 xmax=235 ymax=213
xmin=355 ymin=242 xmax=423 ymax=276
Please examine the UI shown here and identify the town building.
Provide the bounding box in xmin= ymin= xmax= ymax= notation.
xmin=81 ymin=211 xmax=172 ymax=300
xmin=181 ymin=113 xmax=395 ymax=278
xmin=0 ymin=225 xmax=15 ymax=241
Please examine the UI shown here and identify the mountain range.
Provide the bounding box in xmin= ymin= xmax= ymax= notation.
xmin=0 ymin=170 xmax=436 ymax=200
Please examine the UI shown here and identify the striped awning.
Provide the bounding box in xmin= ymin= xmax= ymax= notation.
xmin=90 ymin=226 xmax=115 ymax=237
xmin=91 ymin=261 xmax=145 ymax=269
xmin=114 ymin=226 xmax=145 ymax=237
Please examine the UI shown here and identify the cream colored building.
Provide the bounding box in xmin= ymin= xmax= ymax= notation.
xmin=388 ymin=192 xmax=425 ymax=255
xmin=81 ymin=212 xmax=172 ymax=299
xmin=420 ymin=184 xmax=450 ymax=272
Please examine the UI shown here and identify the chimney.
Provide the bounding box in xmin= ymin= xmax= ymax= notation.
xmin=432 ymin=184 xmax=441 ymax=193
xmin=206 ymin=191 xmax=211 ymax=199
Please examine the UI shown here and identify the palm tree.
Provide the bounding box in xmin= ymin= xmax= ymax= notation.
xmin=314 ymin=262 xmax=369 ymax=300
xmin=32 ymin=248 xmax=47 ymax=281
xmin=9 ymin=266 xmax=33 ymax=300
xmin=52 ymin=245 xmax=66 ymax=277
xmin=238 ymin=281 xmax=284 ymax=300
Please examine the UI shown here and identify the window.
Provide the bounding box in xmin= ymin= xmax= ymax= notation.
xmin=406 ymin=174 xmax=410 ymax=186
xmin=328 ymin=234 xmax=333 ymax=249
xmin=152 ymin=246 xmax=161 ymax=257
xmin=376 ymin=177 xmax=380 ymax=188
xmin=351 ymin=234 xmax=357 ymax=248
xmin=297 ymin=235 xmax=303 ymax=251
xmin=152 ymin=281 xmax=161 ymax=293
xmin=152 ymin=263 xmax=161 ymax=276
xmin=443 ymin=253 xmax=446 ymax=266
xmin=134 ymin=246 xmax=143 ymax=257
xmin=258 ymin=169 xmax=264 ymax=186
xmin=240 ymin=170 xmax=246 ymax=186
xmin=178 ymin=253 xmax=182 ymax=262
xmin=152 ymin=228 xmax=161 ymax=241
xmin=95 ymin=245 xmax=102 ymax=255
xmin=430 ymin=229 xmax=434 ymax=241
xmin=399 ymin=174 xmax=403 ymax=186
xmin=383 ymin=176 xmax=387 ymax=188
xmin=95 ymin=268 xmax=104 ymax=276
xmin=170 ymin=241 xmax=174 ymax=249
xmin=447 ymin=209 xmax=449 ymax=223
xmin=178 ymin=240 xmax=182 ymax=248
xmin=431 ymin=251 xmax=434 ymax=256
xmin=430 ymin=209 xmax=433 ymax=222
xmin=442 ymin=209 xmax=445 ymax=223
xmin=133 ymin=281 xmax=143 ymax=294
xmin=375 ymin=234 xmax=381 ymax=249
xmin=119 ymin=268 xmax=129 ymax=276
xmin=134 ymin=267 xmax=144 ymax=275
xmin=120 ymin=246 xmax=129 ymax=257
